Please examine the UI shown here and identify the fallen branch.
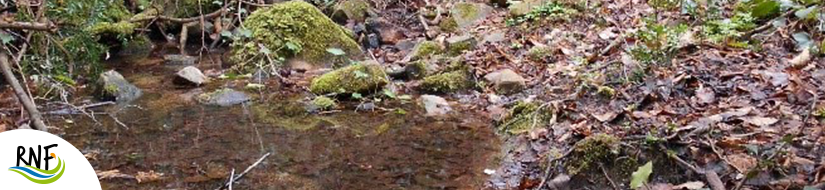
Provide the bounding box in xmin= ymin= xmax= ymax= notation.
xmin=214 ymin=152 xmax=271 ymax=190
xmin=0 ymin=52 xmax=48 ymax=131
xmin=0 ymin=21 xmax=56 ymax=32
xmin=130 ymin=8 xmax=228 ymax=23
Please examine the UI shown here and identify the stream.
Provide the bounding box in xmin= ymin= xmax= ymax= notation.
xmin=49 ymin=52 xmax=502 ymax=189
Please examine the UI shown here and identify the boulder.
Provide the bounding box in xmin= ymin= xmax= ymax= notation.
xmin=309 ymin=61 xmax=389 ymax=94
xmin=197 ymin=89 xmax=250 ymax=106
xmin=96 ymin=70 xmax=142 ymax=103
xmin=421 ymin=95 xmax=452 ymax=116
xmin=230 ymin=1 xmax=362 ymax=71
xmin=484 ymin=69 xmax=526 ymax=94
xmin=450 ymin=3 xmax=493 ymax=29
xmin=446 ymin=35 xmax=477 ymax=55
xmin=174 ymin=66 xmax=208 ymax=86
xmin=509 ymin=0 xmax=549 ymax=16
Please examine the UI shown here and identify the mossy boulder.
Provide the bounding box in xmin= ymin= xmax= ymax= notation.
xmin=420 ymin=69 xmax=474 ymax=93
xmin=312 ymin=96 xmax=338 ymax=110
xmin=439 ymin=17 xmax=459 ymax=33
xmin=446 ymin=35 xmax=477 ymax=56
xmin=404 ymin=60 xmax=430 ymax=79
xmin=497 ymin=101 xmax=551 ymax=134
xmin=96 ymin=70 xmax=143 ymax=103
xmin=406 ymin=41 xmax=443 ymax=61
xmin=333 ymin=0 xmax=371 ymax=22
xmin=309 ymin=61 xmax=389 ymax=94
xmin=450 ymin=2 xmax=493 ymax=29
xmin=230 ymin=1 xmax=362 ymax=72
xmin=565 ymin=134 xmax=621 ymax=175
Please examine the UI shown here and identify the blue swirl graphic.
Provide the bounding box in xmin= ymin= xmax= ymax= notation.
xmin=8 ymin=166 xmax=56 ymax=178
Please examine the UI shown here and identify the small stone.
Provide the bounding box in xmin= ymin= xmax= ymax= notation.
xmin=482 ymin=30 xmax=506 ymax=44
xmin=364 ymin=33 xmax=380 ymax=49
xmin=164 ymin=54 xmax=197 ymax=66
xmin=356 ymin=102 xmax=376 ymax=111
xmin=421 ymin=95 xmax=452 ymax=116
xmin=174 ymin=66 xmax=208 ymax=86
xmin=446 ymin=35 xmax=477 ymax=55
xmin=197 ymin=89 xmax=250 ymax=106
xmin=96 ymin=70 xmax=143 ymax=103
xmin=484 ymin=69 xmax=526 ymax=94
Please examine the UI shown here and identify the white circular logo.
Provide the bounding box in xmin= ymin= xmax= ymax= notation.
xmin=0 ymin=129 xmax=101 ymax=189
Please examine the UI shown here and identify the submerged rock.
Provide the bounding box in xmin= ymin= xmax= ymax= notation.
xmin=174 ymin=66 xmax=208 ymax=86
xmin=446 ymin=35 xmax=477 ymax=55
xmin=484 ymin=69 xmax=526 ymax=94
xmin=421 ymin=95 xmax=452 ymax=116
xmin=197 ymin=89 xmax=250 ymax=106
xmin=96 ymin=70 xmax=142 ymax=103
xmin=309 ymin=61 xmax=389 ymax=94
xmin=230 ymin=1 xmax=362 ymax=71
xmin=509 ymin=0 xmax=550 ymax=16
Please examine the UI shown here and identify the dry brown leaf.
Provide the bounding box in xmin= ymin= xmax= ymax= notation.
xmin=592 ymin=111 xmax=618 ymax=122
xmin=789 ymin=49 xmax=811 ymax=68
xmin=695 ymin=86 xmax=715 ymax=104
xmin=727 ymin=153 xmax=757 ymax=173
xmin=741 ymin=116 xmax=778 ymax=127
xmin=136 ymin=170 xmax=163 ymax=183
xmin=97 ymin=169 xmax=135 ymax=180
xmin=672 ymin=181 xmax=705 ymax=189
xmin=0 ymin=123 xmax=6 ymax=132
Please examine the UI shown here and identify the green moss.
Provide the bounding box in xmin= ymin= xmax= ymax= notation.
xmin=168 ymin=0 xmax=221 ymax=18
xmin=312 ymin=96 xmax=338 ymax=110
xmin=103 ymin=84 xmax=120 ymax=95
xmin=420 ymin=69 xmax=473 ymax=93
xmin=310 ymin=62 xmax=389 ymax=94
xmin=230 ymin=1 xmax=362 ymax=72
xmin=405 ymin=60 xmax=429 ymax=79
xmin=439 ymin=17 xmax=458 ymax=33
xmin=597 ymin=86 xmax=615 ymax=98
xmin=565 ymin=134 xmax=621 ymax=175
xmin=410 ymin=41 xmax=443 ymax=60
xmin=446 ymin=36 xmax=477 ymax=56
xmin=527 ymin=46 xmax=554 ymax=61
xmin=335 ymin=0 xmax=370 ymax=21
xmin=497 ymin=101 xmax=551 ymax=134
xmin=454 ymin=3 xmax=480 ymax=21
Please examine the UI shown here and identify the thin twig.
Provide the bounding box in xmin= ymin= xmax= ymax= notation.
xmin=214 ymin=152 xmax=272 ymax=190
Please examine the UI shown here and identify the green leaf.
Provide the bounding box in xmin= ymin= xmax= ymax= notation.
xmin=795 ymin=5 xmax=818 ymax=19
xmin=220 ymin=30 xmax=232 ymax=38
xmin=351 ymin=92 xmax=363 ymax=99
xmin=751 ymin=0 xmax=780 ymax=19
xmin=285 ymin=41 xmax=300 ymax=52
xmin=0 ymin=32 xmax=13 ymax=44
xmin=382 ymin=89 xmax=397 ymax=99
xmin=630 ymin=161 xmax=654 ymax=189
xmin=326 ymin=48 xmax=346 ymax=56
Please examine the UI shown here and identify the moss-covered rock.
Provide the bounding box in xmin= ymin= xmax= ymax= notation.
xmin=420 ymin=69 xmax=474 ymax=93
xmin=310 ymin=61 xmax=389 ymax=94
xmin=509 ymin=0 xmax=550 ymax=16
xmin=230 ymin=1 xmax=363 ymax=72
xmin=312 ymin=96 xmax=338 ymax=110
xmin=404 ymin=60 xmax=430 ymax=79
xmin=333 ymin=0 xmax=371 ymax=22
xmin=527 ymin=45 xmax=555 ymax=62
xmin=497 ymin=101 xmax=551 ymax=134
xmin=407 ymin=41 xmax=443 ymax=61
xmin=451 ymin=2 xmax=493 ymax=28
xmin=89 ymin=21 xmax=137 ymax=36
xmin=446 ymin=35 xmax=477 ymax=56
xmin=96 ymin=70 xmax=143 ymax=103
xmin=565 ymin=134 xmax=621 ymax=175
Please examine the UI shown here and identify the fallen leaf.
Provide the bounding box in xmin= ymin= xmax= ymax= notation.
xmin=741 ymin=116 xmax=779 ymax=127
xmin=97 ymin=169 xmax=135 ymax=180
xmin=672 ymin=181 xmax=705 ymax=189
xmin=599 ymin=27 xmax=618 ymax=39
xmin=759 ymin=70 xmax=789 ymax=87
xmin=695 ymin=86 xmax=715 ymax=104
xmin=789 ymin=49 xmax=811 ymax=68
xmin=631 ymin=161 xmax=654 ymax=189
xmin=592 ymin=111 xmax=619 ymax=122
xmin=136 ymin=170 xmax=163 ymax=183
xmin=728 ymin=153 xmax=757 ymax=173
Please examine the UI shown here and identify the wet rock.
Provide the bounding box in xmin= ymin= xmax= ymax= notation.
xmin=484 ymin=69 xmax=526 ymax=94
xmin=405 ymin=41 xmax=443 ymax=61
xmin=332 ymin=0 xmax=371 ymax=22
xmin=309 ymin=61 xmax=389 ymax=94
xmin=96 ymin=70 xmax=143 ymax=103
xmin=197 ymin=89 xmax=250 ymax=106
xmin=174 ymin=66 xmax=208 ymax=86
xmin=230 ymin=1 xmax=362 ymax=71
xmin=446 ymin=35 xmax=477 ymax=55
xmin=420 ymin=69 xmax=474 ymax=93
xmin=421 ymin=95 xmax=452 ymax=116
xmin=356 ymin=102 xmax=376 ymax=111
xmin=509 ymin=0 xmax=549 ymax=16
xmin=450 ymin=2 xmax=493 ymax=29
xmin=164 ymin=54 xmax=197 ymax=66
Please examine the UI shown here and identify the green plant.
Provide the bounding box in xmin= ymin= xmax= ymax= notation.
xmin=630 ymin=19 xmax=688 ymax=65
xmin=703 ymin=12 xmax=757 ymax=44
xmin=506 ymin=1 xmax=577 ymax=26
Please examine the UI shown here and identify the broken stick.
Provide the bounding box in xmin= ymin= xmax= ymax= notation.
xmin=214 ymin=152 xmax=271 ymax=190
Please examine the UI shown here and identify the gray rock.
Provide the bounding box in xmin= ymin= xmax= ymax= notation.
xmin=446 ymin=35 xmax=477 ymax=55
xmin=484 ymin=69 xmax=526 ymax=94
xmin=164 ymin=54 xmax=197 ymax=66
xmin=451 ymin=3 xmax=493 ymax=28
xmin=395 ymin=39 xmax=418 ymax=53
xmin=174 ymin=66 xmax=208 ymax=86
xmin=97 ymin=70 xmax=142 ymax=103
xmin=197 ymin=89 xmax=250 ymax=106
xmin=421 ymin=95 xmax=452 ymax=116
xmin=482 ymin=30 xmax=506 ymax=44
xmin=356 ymin=102 xmax=376 ymax=111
